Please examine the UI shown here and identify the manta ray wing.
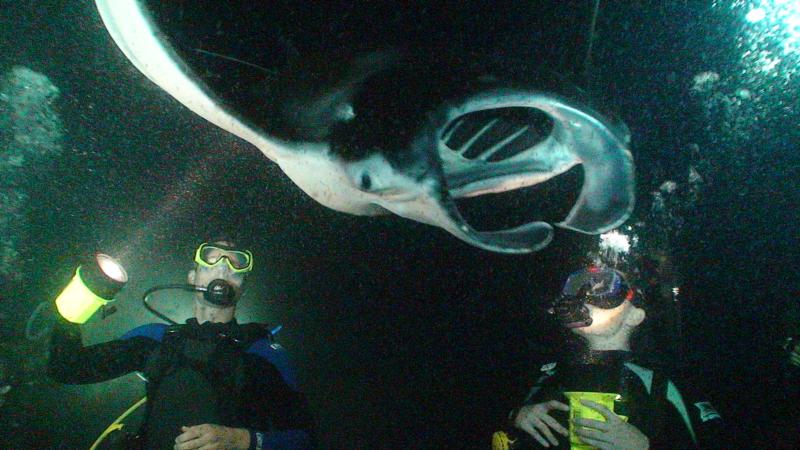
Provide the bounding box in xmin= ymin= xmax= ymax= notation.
xmin=95 ymin=0 xmax=635 ymax=253
xmin=95 ymin=0 xmax=391 ymax=217
xmin=95 ymin=0 xmax=282 ymax=160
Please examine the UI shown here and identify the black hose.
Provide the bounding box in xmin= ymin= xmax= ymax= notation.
xmin=142 ymin=284 xmax=197 ymax=325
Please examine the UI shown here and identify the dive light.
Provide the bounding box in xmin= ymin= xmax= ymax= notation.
xmin=54 ymin=253 xmax=128 ymax=324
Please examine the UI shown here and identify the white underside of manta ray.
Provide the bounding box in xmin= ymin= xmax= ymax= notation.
xmin=95 ymin=0 xmax=634 ymax=254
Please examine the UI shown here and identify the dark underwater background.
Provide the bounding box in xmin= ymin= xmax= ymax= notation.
xmin=0 ymin=1 xmax=798 ymax=448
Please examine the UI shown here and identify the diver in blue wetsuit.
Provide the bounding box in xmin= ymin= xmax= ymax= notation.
xmin=494 ymin=266 xmax=724 ymax=450
xmin=48 ymin=240 xmax=314 ymax=450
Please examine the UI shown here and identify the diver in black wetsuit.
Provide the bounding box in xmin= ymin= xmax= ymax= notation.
xmin=48 ymin=240 xmax=314 ymax=450
xmin=495 ymin=266 xmax=723 ymax=450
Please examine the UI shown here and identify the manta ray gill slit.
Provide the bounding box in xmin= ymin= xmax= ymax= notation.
xmin=441 ymin=106 xmax=582 ymax=232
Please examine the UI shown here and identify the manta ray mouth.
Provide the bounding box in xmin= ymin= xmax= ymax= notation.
xmin=410 ymin=88 xmax=634 ymax=253
xmin=373 ymin=189 xmax=419 ymax=202
xmin=452 ymin=167 xmax=582 ymax=233
xmin=442 ymin=108 xmax=575 ymax=244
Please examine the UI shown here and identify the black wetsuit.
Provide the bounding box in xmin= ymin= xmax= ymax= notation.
xmin=48 ymin=317 xmax=313 ymax=450
xmin=511 ymin=351 xmax=723 ymax=449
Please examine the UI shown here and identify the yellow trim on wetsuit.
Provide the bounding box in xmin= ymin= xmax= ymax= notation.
xmin=89 ymin=396 xmax=147 ymax=450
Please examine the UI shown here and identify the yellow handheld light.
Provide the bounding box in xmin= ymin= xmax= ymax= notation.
xmin=55 ymin=254 xmax=128 ymax=324
xmin=563 ymin=391 xmax=628 ymax=449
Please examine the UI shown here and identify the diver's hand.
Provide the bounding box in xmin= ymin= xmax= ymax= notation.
xmin=174 ymin=424 xmax=250 ymax=450
xmin=513 ymin=400 xmax=570 ymax=447
xmin=573 ymin=400 xmax=649 ymax=450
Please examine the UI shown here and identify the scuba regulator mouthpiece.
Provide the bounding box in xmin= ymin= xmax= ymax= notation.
xmin=142 ymin=279 xmax=239 ymax=325
xmin=197 ymin=279 xmax=237 ymax=307
xmin=549 ymin=286 xmax=594 ymax=329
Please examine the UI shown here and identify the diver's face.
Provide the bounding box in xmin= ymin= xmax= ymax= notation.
xmin=187 ymin=247 xmax=247 ymax=324
xmin=188 ymin=262 xmax=243 ymax=324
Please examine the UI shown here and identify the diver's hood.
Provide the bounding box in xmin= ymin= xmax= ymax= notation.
xmin=95 ymin=1 xmax=634 ymax=253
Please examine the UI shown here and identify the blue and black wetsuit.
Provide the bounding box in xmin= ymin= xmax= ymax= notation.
xmin=48 ymin=317 xmax=313 ymax=450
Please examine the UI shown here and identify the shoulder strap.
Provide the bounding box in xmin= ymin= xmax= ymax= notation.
xmin=523 ymin=362 xmax=559 ymax=404
xmin=138 ymin=324 xmax=186 ymax=440
xmin=623 ymin=361 xmax=654 ymax=393
xmin=663 ymin=376 xmax=697 ymax=444
xmin=142 ymin=324 xmax=185 ymax=383
xmin=624 ymin=362 xmax=698 ymax=446
xmin=141 ymin=322 xmax=274 ymax=419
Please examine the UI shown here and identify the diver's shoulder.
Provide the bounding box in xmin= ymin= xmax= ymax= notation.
xmin=120 ymin=323 xmax=169 ymax=342
xmin=238 ymin=321 xmax=290 ymax=357
xmin=626 ymin=353 xmax=682 ymax=373
xmin=624 ymin=356 xmax=710 ymax=396
xmin=245 ymin=338 xmax=289 ymax=358
xmin=245 ymin=339 xmax=300 ymax=389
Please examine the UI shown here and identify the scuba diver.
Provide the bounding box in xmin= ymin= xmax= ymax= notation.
xmin=765 ymin=298 xmax=800 ymax=449
xmin=493 ymin=266 xmax=724 ymax=449
xmin=48 ymin=239 xmax=314 ymax=449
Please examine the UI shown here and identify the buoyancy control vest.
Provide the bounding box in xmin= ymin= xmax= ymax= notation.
xmin=493 ymin=352 xmax=688 ymax=450
xmin=137 ymin=319 xmax=272 ymax=450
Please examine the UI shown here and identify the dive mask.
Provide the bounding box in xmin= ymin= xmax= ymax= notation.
xmin=550 ymin=266 xmax=634 ymax=328
xmin=194 ymin=243 xmax=253 ymax=273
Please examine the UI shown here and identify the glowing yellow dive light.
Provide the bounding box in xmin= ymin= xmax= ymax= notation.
xmin=564 ymin=391 xmax=628 ymax=450
xmin=55 ymin=253 xmax=127 ymax=324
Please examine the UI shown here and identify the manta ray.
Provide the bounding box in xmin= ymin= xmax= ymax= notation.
xmin=94 ymin=0 xmax=634 ymax=253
